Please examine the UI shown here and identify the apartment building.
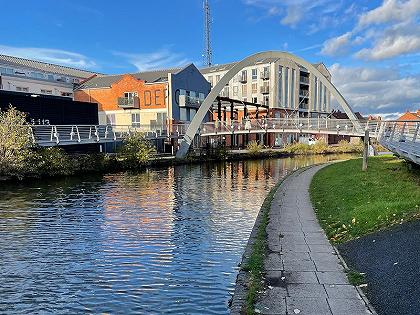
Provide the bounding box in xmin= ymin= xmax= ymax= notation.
xmin=75 ymin=63 xmax=210 ymax=126
xmin=0 ymin=54 xmax=98 ymax=98
xmin=200 ymin=57 xmax=332 ymax=118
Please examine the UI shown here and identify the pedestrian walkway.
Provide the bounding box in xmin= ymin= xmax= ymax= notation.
xmin=256 ymin=165 xmax=374 ymax=315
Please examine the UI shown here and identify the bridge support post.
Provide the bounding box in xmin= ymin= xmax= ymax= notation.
xmin=362 ymin=129 xmax=369 ymax=171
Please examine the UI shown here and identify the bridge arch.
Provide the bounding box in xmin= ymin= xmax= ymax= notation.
xmin=176 ymin=51 xmax=361 ymax=158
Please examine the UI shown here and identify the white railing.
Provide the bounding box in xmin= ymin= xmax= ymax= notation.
xmin=200 ymin=118 xmax=370 ymax=137
xmin=29 ymin=123 xmax=189 ymax=146
xmin=377 ymin=120 xmax=420 ymax=164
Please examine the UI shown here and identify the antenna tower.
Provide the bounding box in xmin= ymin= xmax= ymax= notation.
xmin=203 ymin=0 xmax=212 ymax=67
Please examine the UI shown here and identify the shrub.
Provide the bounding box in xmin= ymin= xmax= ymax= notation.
xmin=118 ymin=132 xmax=156 ymax=168
xmin=312 ymin=139 xmax=329 ymax=154
xmin=283 ymin=142 xmax=310 ymax=154
xmin=0 ymin=106 xmax=33 ymax=178
xmin=34 ymin=147 xmax=73 ymax=176
xmin=246 ymin=140 xmax=264 ymax=155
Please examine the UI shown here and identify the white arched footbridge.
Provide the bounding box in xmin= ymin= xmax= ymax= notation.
xmin=176 ymin=51 xmax=363 ymax=158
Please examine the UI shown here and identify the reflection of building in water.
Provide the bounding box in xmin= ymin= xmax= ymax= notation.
xmin=101 ymin=169 xmax=176 ymax=253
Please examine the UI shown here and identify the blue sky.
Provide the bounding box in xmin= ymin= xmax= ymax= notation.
xmin=0 ymin=0 xmax=419 ymax=116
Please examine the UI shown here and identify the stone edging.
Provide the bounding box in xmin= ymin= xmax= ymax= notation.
xmin=333 ymin=245 xmax=378 ymax=315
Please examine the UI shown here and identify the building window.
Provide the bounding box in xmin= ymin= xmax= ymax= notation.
xmin=264 ymin=95 xmax=269 ymax=106
xmin=41 ymin=89 xmax=52 ymax=95
xmin=0 ymin=67 xmax=14 ymax=75
xmin=285 ymin=67 xmax=289 ymax=108
xmin=180 ymin=108 xmax=188 ymax=121
xmin=252 ymin=83 xmax=257 ymax=94
xmin=291 ymin=69 xmax=295 ymax=109
xmin=131 ymin=113 xmax=140 ymax=127
xmin=16 ymin=86 xmax=29 ymax=92
xmin=208 ymin=76 xmax=213 ymax=87
xmin=47 ymin=74 xmax=54 ymax=81
xmin=252 ymin=68 xmax=257 ymax=80
xmin=233 ymin=86 xmax=238 ymax=96
xmin=106 ymin=114 xmax=116 ymax=125
xmin=278 ymin=66 xmax=283 ymax=107
xmin=241 ymin=84 xmax=247 ymax=97
xmin=31 ymin=72 xmax=45 ymax=79
xmin=252 ymin=97 xmax=258 ymax=104
xmin=61 ymin=92 xmax=73 ymax=97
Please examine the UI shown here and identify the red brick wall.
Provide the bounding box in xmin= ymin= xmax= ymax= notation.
xmin=75 ymin=74 xmax=167 ymax=111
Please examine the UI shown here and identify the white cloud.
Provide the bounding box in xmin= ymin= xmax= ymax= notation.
xmin=355 ymin=22 xmax=420 ymax=60
xmin=321 ymin=1 xmax=420 ymax=59
xmin=330 ymin=63 xmax=420 ymax=115
xmin=113 ymin=48 xmax=190 ymax=72
xmin=281 ymin=5 xmax=303 ymax=26
xmin=321 ymin=32 xmax=352 ymax=56
xmin=358 ymin=0 xmax=420 ymax=28
xmin=0 ymin=45 xmax=96 ymax=69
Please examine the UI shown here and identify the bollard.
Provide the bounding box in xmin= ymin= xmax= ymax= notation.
xmin=362 ymin=129 xmax=369 ymax=171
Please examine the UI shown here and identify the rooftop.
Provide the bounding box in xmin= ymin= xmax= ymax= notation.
xmin=77 ymin=66 xmax=186 ymax=89
xmin=0 ymin=54 xmax=99 ymax=79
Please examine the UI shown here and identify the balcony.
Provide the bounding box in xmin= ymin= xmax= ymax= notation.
xmin=118 ymin=97 xmax=139 ymax=109
xmin=260 ymin=86 xmax=270 ymax=94
xmin=260 ymin=71 xmax=270 ymax=80
xmin=300 ymin=76 xmax=310 ymax=84
xmin=238 ymin=75 xmax=247 ymax=83
xmin=179 ymin=95 xmax=202 ymax=108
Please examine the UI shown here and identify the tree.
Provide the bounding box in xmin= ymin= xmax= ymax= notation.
xmin=118 ymin=132 xmax=156 ymax=167
xmin=0 ymin=106 xmax=33 ymax=177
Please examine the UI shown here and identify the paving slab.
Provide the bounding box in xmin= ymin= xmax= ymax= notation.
xmin=255 ymin=165 xmax=374 ymax=315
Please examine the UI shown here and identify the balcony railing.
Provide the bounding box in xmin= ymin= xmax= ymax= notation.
xmin=300 ymin=76 xmax=310 ymax=84
xmin=260 ymin=86 xmax=270 ymax=94
xmin=238 ymin=75 xmax=247 ymax=83
xmin=118 ymin=97 xmax=139 ymax=109
xmin=179 ymin=95 xmax=202 ymax=108
xmin=260 ymin=71 xmax=270 ymax=80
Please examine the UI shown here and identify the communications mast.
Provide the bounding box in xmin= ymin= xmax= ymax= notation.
xmin=203 ymin=0 xmax=212 ymax=67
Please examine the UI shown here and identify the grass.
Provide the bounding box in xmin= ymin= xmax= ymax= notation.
xmin=310 ymin=155 xmax=420 ymax=244
xmin=346 ymin=269 xmax=366 ymax=286
xmin=242 ymin=179 xmax=283 ymax=314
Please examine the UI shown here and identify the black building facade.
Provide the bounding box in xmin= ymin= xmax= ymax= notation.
xmin=0 ymin=90 xmax=98 ymax=125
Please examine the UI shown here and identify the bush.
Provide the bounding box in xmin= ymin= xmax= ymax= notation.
xmin=312 ymin=139 xmax=329 ymax=154
xmin=246 ymin=140 xmax=264 ymax=155
xmin=282 ymin=142 xmax=311 ymax=154
xmin=34 ymin=147 xmax=73 ymax=176
xmin=118 ymin=132 xmax=156 ymax=168
xmin=0 ymin=106 xmax=33 ymax=178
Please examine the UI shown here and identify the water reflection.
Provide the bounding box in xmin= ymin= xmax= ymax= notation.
xmin=0 ymin=154 xmax=355 ymax=314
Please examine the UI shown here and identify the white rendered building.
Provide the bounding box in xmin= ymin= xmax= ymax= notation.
xmin=200 ymin=57 xmax=332 ymax=118
xmin=0 ymin=54 xmax=98 ymax=99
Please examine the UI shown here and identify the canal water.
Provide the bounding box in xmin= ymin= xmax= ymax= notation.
xmin=0 ymin=155 xmax=353 ymax=314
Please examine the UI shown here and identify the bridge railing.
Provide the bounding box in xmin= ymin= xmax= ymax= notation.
xmin=199 ymin=118 xmax=371 ymax=136
xmin=29 ymin=123 xmax=190 ymax=146
xmin=377 ymin=120 xmax=420 ymax=163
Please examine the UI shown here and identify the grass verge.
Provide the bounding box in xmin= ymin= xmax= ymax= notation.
xmin=310 ymin=155 xmax=420 ymax=244
xmin=346 ymin=269 xmax=366 ymax=286
xmin=241 ymin=178 xmax=283 ymax=314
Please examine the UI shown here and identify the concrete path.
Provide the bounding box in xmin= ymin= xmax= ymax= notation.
xmin=256 ymin=165 xmax=374 ymax=315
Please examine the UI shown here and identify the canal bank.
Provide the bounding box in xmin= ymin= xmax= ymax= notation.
xmin=231 ymin=165 xmax=375 ymax=315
